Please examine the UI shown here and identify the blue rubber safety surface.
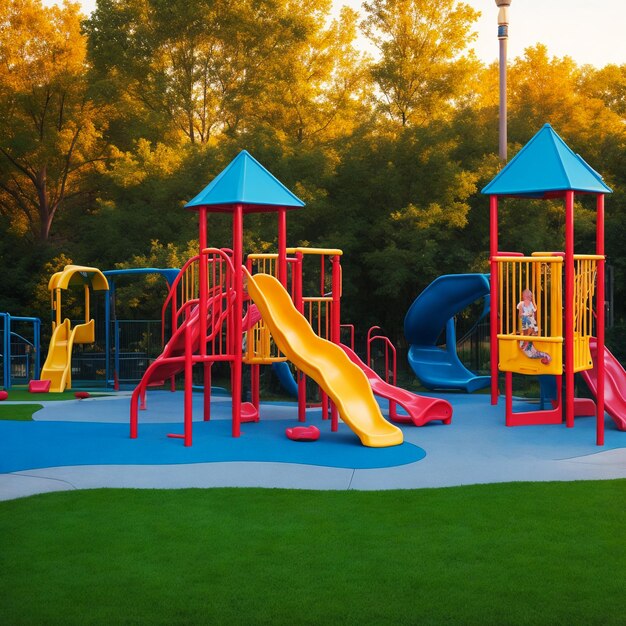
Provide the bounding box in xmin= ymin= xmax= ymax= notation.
xmin=0 ymin=417 xmax=425 ymax=473
xmin=1 ymin=391 xmax=625 ymax=484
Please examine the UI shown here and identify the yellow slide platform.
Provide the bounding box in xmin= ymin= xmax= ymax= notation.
xmin=245 ymin=271 xmax=403 ymax=448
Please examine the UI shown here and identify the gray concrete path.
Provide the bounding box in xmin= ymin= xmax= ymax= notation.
xmin=1 ymin=392 xmax=625 ymax=501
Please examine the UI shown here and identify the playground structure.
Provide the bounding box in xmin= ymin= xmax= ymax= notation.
xmin=40 ymin=265 xmax=109 ymax=392
xmin=484 ymin=124 xmax=614 ymax=444
xmin=401 ymin=125 xmax=625 ymax=445
xmin=15 ymin=126 xmax=621 ymax=450
xmin=130 ymin=150 xmax=452 ymax=448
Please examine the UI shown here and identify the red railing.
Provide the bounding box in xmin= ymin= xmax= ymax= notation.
xmin=367 ymin=326 xmax=397 ymax=387
xmin=161 ymin=248 xmax=235 ymax=354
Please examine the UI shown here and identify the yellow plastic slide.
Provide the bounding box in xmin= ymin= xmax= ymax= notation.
xmin=245 ymin=270 xmax=403 ymax=447
xmin=41 ymin=318 xmax=95 ymax=392
xmin=40 ymin=319 xmax=73 ymax=392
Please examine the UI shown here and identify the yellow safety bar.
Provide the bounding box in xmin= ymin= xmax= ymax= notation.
xmin=572 ymin=255 xmax=602 ymax=372
xmin=495 ymin=255 xmax=563 ymax=375
xmin=495 ymin=252 xmax=601 ymax=376
xmin=286 ymin=247 xmax=343 ymax=256
xmin=244 ymin=254 xmax=282 ymax=364
xmin=244 ymin=248 xmax=343 ymax=364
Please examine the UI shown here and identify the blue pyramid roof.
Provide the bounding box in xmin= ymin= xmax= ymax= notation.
xmin=185 ymin=150 xmax=305 ymax=212
xmin=482 ymin=124 xmax=612 ymax=197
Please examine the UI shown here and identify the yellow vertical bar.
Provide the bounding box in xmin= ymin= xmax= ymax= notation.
xmin=539 ymin=260 xmax=544 ymax=335
xmin=537 ymin=260 xmax=542 ymax=335
xmin=510 ymin=261 xmax=515 ymax=335
xmin=498 ymin=261 xmax=503 ymax=334
xmin=317 ymin=301 xmax=321 ymax=337
xmin=500 ymin=261 xmax=504 ymax=334
xmin=556 ymin=260 xmax=560 ymax=338
xmin=541 ymin=263 xmax=552 ymax=335
xmin=326 ymin=301 xmax=330 ymax=340
xmin=84 ymin=284 xmax=90 ymax=324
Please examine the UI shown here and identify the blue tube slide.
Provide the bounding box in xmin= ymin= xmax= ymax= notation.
xmin=404 ymin=274 xmax=491 ymax=392
xmin=272 ymin=361 xmax=298 ymax=397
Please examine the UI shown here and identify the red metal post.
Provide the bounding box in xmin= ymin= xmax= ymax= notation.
xmin=171 ymin=287 xmax=177 ymax=345
xmin=565 ymin=190 xmax=575 ymax=428
xmin=298 ymin=371 xmax=306 ymax=423
xmin=278 ymin=208 xmax=287 ymax=287
xmin=231 ymin=204 xmax=244 ymax=437
xmin=322 ymin=392 xmax=329 ymax=422
xmin=130 ymin=395 xmax=138 ymax=438
xmin=184 ymin=323 xmax=193 ymax=446
xmin=293 ymin=252 xmax=307 ymax=423
xmin=330 ymin=255 xmax=341 ymax=430
xmin=596 ymin=194 xmax=605 ymax=445
xmin=366 ymin=326 xmax=380 ymax=368
xmin=489 ymin=195 xmax=499 ymax=405
xmin=331 ymin=256 xmax=341 ymax=344
xmin=198 ymin=208 xmax=208 ymax=357
xmin=505 ymin=371 xmax=513 ymax=426
xmin=203 ymin=362 xmax=211 ymax=421
xmin=251 ymin=364 xmax=260 ymax=410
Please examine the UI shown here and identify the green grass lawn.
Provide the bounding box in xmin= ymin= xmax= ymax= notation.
xmin=1 ymin=481 xmax=624 ymax=625
xmin=0 ymin=403 xmax=42 ymax=420
xmin=0 ymin=389 xmax=110 ymax=402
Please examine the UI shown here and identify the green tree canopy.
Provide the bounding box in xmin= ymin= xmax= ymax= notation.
xmin=361 ymin=0 xmax=480 ymax=127
xmin=0 ymin=0 xmax=110 ymax=243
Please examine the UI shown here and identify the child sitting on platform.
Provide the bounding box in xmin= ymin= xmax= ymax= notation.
xmin=517 ymin=288 xmax=551 ymax=365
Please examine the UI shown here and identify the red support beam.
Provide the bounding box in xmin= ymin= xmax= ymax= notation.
xmin=231 ymin=204 xmax=244 ymax=438
xmin=203 ymin=362 xmax=211 ymax=422
xmin=596 ymin=194 xmax=605 ymax=445
xmin=330 ymin=254 xmax=341 ymax=429
xmin=565 ymin=191 xmax=575 ymax=428
xmin=278 ymin=208 xmax=287 ymax=286
xmin=198 ymin=208 xmax=208 ymax=357
xmin=489 ymin=195 xmax=499 ymax=405
xmin=184 ymin=323 xmax=193 ymax=446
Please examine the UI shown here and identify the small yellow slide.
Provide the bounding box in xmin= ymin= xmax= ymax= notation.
xmin=41 ymin=318 xmax=95 ymax=392
xmin=41 ymin=319 xmax=73 ymax=392
xmin=245 ymin=270 xmax=403 ymax=447
xmin=40 ymin=264 xmax=107 ymax=392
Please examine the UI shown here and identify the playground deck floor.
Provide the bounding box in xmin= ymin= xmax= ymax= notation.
xmin=1 ymin=390 xmax=625 ymax=501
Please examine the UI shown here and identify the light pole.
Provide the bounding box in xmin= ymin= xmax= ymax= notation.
xmin=496 ymin=0 xmax=511 ymax=162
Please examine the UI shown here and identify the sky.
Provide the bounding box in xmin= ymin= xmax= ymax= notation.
xmin=454 ymin=0 xmax=626 ymax=67
xmin=48 ymin=0 xmax=625 ymax=68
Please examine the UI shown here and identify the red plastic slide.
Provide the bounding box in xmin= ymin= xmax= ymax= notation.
xmin=580 ymin=337 xmax=626 ymax=431
xmin=139 ymin=309 xmax=202 ymax=390
xmin=339 ymin=344 xmax=452 ymax=426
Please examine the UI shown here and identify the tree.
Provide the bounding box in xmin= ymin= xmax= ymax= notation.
xmin=253 ymin=6 xmax=370 ymax=145
xmin=507 ymin=46 xmax=625 ymax=157
xmin=86 ymin=0 xmax=361 ymax=146
xmin=0 ymin=0 xmax=110 ymax=243
xmin=324 ymin=123 xmax=479 ymax=333
xmin=361 ymin=0 xmax=480 ymax=127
